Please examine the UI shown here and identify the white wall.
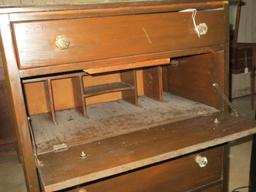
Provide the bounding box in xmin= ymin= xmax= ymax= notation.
xmin=237 ymin=0 xmax=256 ymax=43
xmin=229 ymin=4 xmax=237 ymax=29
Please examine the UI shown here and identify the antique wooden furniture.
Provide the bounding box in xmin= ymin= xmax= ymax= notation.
xmin=1 ymin=1 xmax=256 ymax=192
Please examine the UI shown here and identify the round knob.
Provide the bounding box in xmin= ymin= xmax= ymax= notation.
xmin=196 ymin=23 xmax=208 ymax=36
xmin=55 ymin=35 xmax=70 ymax=50
xmin=195 ymin=155 xmax=208 ymax=168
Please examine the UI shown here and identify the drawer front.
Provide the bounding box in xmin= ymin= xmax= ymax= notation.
xmin=202 ymin=184 xmax=222 ymax=192
xmin=68 ymin=147 xmax=223 ymax=192
xmin=13 ymin=9 xmax=225 ymax=69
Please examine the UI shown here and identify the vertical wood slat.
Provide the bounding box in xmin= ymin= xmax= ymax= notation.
xmin=121 ymin=70 xmax=138 ymax=105
xmin=162 ymin=66 xmax=169 ymax=92
xmin=72 ymin=75 xmax=87 ymax=116
xmin=0 ymin=14 xmax=40 ymax=192
xmin=45 ymin=79 xmax=57 ymax=125
xmin=224 ymin=2 xmax=230 ymax=112
xmin=143 ymin=66 xmax=163 ymax=101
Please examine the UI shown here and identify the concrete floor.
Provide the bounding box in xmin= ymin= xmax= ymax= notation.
xmin=0 ymin=96 xmax=254 ymax=192
xmin=228 ymin=96 xmax=254 ymax=192
xmin=0 ymin=149 xmax=26 ymax=192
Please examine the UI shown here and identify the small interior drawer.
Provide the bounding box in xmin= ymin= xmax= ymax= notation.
xmin=66 ymin=147 xmax=223 ymax=192
xmin=13 ymin=9 xmax=225 ymax=70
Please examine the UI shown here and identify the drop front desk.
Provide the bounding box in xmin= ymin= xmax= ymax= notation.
xmin=1 ymin=1 xmax=256 ymax=192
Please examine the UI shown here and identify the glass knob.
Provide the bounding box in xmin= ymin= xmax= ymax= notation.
xmin=195 ymin=155 xmax=208 ymax=168
xmin=55 ymin=35 xmax=70 ymax=50
xmin=196 ymin=23 xmax=208 ymax=36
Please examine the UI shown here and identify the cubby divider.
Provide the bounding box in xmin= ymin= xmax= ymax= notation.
xmin=71 ymin=74 xmax=87 ymax=117
xmin=44 ymin=79 xmax=56 ymax=125
xmin=82 ymin=70 xmax=138 ymax=108
xmin=143 ymin=66 xmax=163 ymax=101
xmin=22 ymin=63 xmax=174 ymax=125
xmin=22 ymin=72 xmax=86 ymax=124
xmin=22 ymin=69 xmax=140 ymax=124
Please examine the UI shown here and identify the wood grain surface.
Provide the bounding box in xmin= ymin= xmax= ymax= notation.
xmin=38 ymin=114 xmax=256 ymax=191
xmin=67 ymin=147 xmax=223 ymax=192
xmin=13 ymin=9 xmax=224 ymax=69
xmin=0 ymin=2 xmax=230 ymax=191
xmin=167 ymin=51 xmax=225 ymax=109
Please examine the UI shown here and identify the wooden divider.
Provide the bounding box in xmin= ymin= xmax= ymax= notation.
xmin=143 ymin=66 xmax=163 ymax=101
xmin=23 ymin=70 xmax=140 ymax=124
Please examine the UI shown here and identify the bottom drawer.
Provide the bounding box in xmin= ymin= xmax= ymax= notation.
xmin=202 ymin=184 xmax=222 ymax=192
xmin=68 ymin=146 xmax=224 ymax=192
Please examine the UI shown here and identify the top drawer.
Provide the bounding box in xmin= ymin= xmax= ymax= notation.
xmin=13 ymin=9 xmax=225 ymax=69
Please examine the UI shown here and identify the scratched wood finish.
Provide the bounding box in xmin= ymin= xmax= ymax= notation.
xmin=13 ymin=9 xmax=225 ymax=69
xmin=67 ymin=147 xmax=223 ymax=192
xmin=37 ymin=114 xmax=256 ymax=191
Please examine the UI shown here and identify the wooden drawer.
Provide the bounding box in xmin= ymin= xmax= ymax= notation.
xmin=202 ymin=184 xmax=222 ymax=192
xmin=13 ymin=9 xmax=225 ymax=69
xmin=68 ymin=147 xmax=223 ymax=192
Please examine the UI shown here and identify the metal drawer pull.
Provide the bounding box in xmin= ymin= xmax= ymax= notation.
xmin=55 ymin=35 xmax=70 ymax=50
xmin=195 ymin=155 xmax=208 ymax=168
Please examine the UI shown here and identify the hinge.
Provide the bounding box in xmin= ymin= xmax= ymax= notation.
xmin=53 ymin=143 xmax=69 ymax=152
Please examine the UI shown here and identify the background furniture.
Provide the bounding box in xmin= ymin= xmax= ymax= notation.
xmin=230 ymin=0 xmax=256 ymax=106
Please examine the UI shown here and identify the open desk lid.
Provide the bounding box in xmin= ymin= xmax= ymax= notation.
xmin=37 ymin=113 xmax=256 ymax=192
